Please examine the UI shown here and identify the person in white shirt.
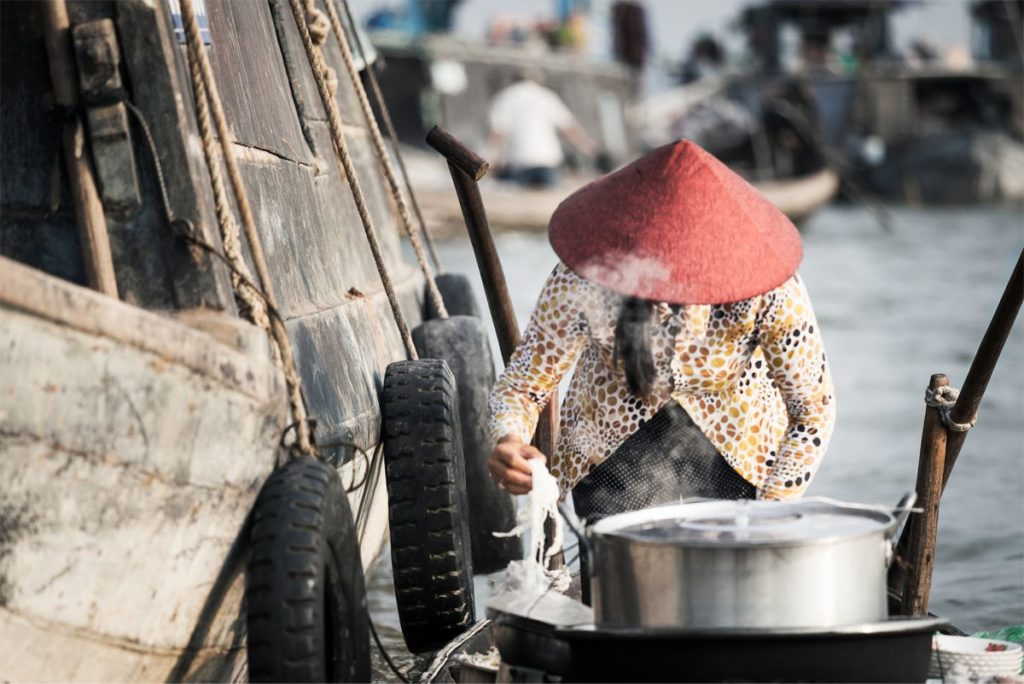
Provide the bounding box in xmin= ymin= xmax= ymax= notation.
xmin=488 ymin=70 xmax=598 ymax=188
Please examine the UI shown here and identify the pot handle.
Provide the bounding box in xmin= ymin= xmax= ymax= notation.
xmin=558 ymin=502 xmax=594 ymax=575
xmin=890 ymin=491 xmax=918 ymax=541
xmin=884 ymin=491 xmax=918 ymax=567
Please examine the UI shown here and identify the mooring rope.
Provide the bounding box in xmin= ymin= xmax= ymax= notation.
xmin=180 ymin=0 xmax=315 ymax=456
xmin=302 ymin=0 xmax=339 ymax=96
xmin=339 ymin=0 xmax=445 ymax=274
xmin=126 ymin=102 xmax=302 ymax=362
xmin=924 ymin=384 xmax=976 ymax=433
xmin=186 ymin=65 xmax=273 ymax=339
xmin=324 ymin=0 xmax=448 ymax=319
xmin=287 ymin=0 xmax=418 ymax=359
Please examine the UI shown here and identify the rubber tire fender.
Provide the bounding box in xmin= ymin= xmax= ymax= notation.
xmin=412 ymin=316 xmax=519 ymax=574
xmin=425 ymin=272 xmax=481 ymax=319
xmin=246 ymin=457 xmax=370 ymax=683
xmin=382 ymin=358 xmax=476 ymax=653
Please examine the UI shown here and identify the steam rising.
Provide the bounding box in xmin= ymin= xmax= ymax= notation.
xmin=577 ymin=252 xmax=710 ymax=339
xmin=577 ymin=252 xmax=672 ymax=298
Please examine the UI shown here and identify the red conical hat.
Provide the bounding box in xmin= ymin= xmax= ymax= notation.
xmin=548 ymin=140 xmax=803 ymax=304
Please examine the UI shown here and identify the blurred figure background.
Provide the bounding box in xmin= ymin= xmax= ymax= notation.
xmin=487 ymin=69 xmax=599 ymax=188
xmin=680 ymin=34 xmax=724 ymax=84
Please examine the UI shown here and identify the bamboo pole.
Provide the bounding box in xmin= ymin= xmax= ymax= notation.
xmin=891 ymin=250 xmax=1023 ymax=613
xmin=900 ymin=373 xmax=950 ymax=616
xmin=940 ymin=249 xmax=1024 ymax=492
xmin=40 ymin=0 xmax=119 ymax=298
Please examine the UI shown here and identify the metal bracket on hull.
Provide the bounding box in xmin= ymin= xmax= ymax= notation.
xmin=71 ymin=19 xmax=142 ymax=218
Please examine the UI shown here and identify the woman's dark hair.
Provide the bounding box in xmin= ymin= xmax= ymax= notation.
xmin=614 ymin=297 xmax=656 ymax=398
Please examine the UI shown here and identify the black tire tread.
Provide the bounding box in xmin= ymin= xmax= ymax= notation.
xmin=425 ymin=272 xmax=481 ymax=319
xmin=412 ymin=318 xmax=519 ymax=573
xmin=246 ymin=457 xmax=370 ymax=682
xmin=382 ymin=359 xmax=475 ymax=653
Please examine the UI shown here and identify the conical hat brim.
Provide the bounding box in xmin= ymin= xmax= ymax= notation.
xmin=548 ymin=140 xmax=803 ymax=304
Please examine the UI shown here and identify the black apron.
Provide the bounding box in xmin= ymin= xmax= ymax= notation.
xmin=570 ymin=401 xmax=755 ymax=603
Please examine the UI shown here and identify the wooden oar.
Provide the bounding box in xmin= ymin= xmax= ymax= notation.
xmin=425 ymin=125 xmax=559 ymax=457
xmin=426 ymin=126 xmax=562 ymax=569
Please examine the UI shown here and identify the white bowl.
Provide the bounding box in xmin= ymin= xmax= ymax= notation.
xmin=934 ymin=635 xmax=1023 ymax=656
xmin=930 ymin=635 xmax=1023 ymax=679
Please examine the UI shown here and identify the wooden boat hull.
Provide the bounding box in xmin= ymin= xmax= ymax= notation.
xmin=1 ymin=0 xmax=431 ymax=676
xmin=0 ymin=258 xmax=285 ymax=680
xmin=755 ymin=167 xmax=840 ymax=224
xmin=0 ymin=258 xmax=410 ymax=680
xmin=413 ymin=162 xmax=838 ymax=235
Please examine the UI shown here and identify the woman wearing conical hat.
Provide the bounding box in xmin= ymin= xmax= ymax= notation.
xmin=486 ymin=140 xmax=835 ymax=520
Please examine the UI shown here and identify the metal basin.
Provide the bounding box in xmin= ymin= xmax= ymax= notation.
xmin=567 ymin=495 xmax=915 ymax=629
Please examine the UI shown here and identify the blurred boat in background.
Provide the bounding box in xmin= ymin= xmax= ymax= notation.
xmin=368 ymin=24 xmax=840 ymax=229
xmin=368 ymin=32 xmax=643 ymax=232
xmin=639 ymin=0 xmax=1023 ymax=207
xmin=361 ymin=0 xmax=1021 ymax=235
xmin=739 ymin=0 xmax=1024 ymax=205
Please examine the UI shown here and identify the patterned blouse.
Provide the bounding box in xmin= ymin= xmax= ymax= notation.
xmin=487 ymin=262 xmax=836 ymax=500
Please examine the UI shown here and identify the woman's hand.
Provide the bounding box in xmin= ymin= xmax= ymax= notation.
xmin=488 ymin=435 xmax=547 ymax=495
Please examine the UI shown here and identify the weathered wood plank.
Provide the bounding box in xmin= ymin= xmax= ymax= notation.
xmin=0 ymin=0 xmax=428 ymax=677
xmin=204 ymin=0 xmax=314 ymax=165
xmin=0 ymin=256 xmax=280 ymax=402
xmin=0 ymin=301 xmax=285 ymax=669
xmin=116 ymin=0 xmax=238 ymax=313
xmin=266 ymin=0 xmax=365 ymax=149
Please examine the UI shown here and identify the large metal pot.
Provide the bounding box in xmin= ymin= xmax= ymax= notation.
xmin=562 ymin=494 xmax=915 ymax=630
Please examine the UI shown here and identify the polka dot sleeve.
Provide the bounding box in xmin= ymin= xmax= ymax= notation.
xmin=487 ymin=263 xmax=589 ymax=446
xmin=755 ymin=276 xmax=836 ymax=500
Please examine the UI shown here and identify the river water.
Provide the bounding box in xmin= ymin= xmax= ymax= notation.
xmin=370 ymin=205 xmax=1024 ymax=679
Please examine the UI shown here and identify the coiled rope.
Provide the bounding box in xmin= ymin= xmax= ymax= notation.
xmin=339 ymin=0 xmax=444 ymax=274
xmin=287 ymin=0 xmax=418 ymax=359
xmin=323 ymin=0 xmax=447 ymax=319
xmin=180 ymin=0 xmax=315 ymax=456
xmin=924 ymin=384 xmax=976 ymax=433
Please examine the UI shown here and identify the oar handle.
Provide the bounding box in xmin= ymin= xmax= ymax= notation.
xmin=426 ymin=125 xmax=489 ymax=181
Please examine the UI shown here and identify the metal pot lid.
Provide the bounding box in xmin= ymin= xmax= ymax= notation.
xmin=590 ymin=498 xmax=896 ymax=546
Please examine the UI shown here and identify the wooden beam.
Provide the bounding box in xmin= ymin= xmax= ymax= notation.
xmin=40 ymin=0 xmax=118 ymax=298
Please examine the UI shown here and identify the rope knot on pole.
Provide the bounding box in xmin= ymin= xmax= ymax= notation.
xmin=924 ymin=384 xmax=976 ymax=433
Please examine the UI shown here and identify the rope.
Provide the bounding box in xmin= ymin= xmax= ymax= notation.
xmin=324 ymin=0 xmax=448 ymax=318
xmin=302 ymin=0 xmax=339 ymax=96
xmin=337 ymin=1 xmax=446 ymax=274
xmin=180 ymin=0 xmax=315 ymax=456
xmin=186 ymin=65 xmax=273 ymax=338
xmin=123 ymin=101 xmax=192 ymax=252
xmin=336 ymin=0 xmax=445 ymax=273
xmin=129 ymin=99 xmax=324 ymax=460
xmin=287 ymin=0 xmax=418 ymax=359
xmin=924 ymin=385 xmax=976 ymax=433
xmin=368 ymin=617 xmax=411 ymax=683
xmin=127 ymin=102 xmax=296 ymax=370
xmin=335 ymin=440 xmax=373 ymax=493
